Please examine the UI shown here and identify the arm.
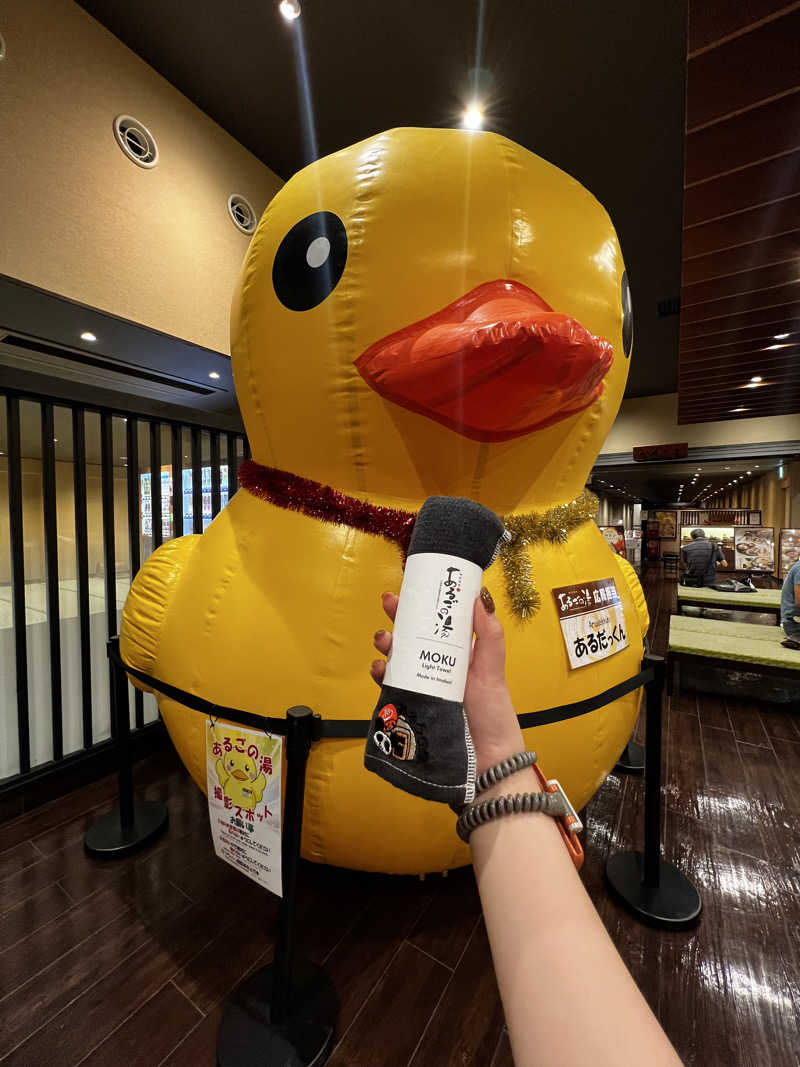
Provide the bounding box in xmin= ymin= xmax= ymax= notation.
xmin=370 ymin=593 xmax=680 ymax=1067
xmin=715 ymin=546 xmax=727 ymax=568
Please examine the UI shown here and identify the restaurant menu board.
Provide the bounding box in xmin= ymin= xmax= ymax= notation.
xmin=734 ymin=527 xmax=775 ymax=572
xmin=680 ymin=526 xmax=734 ymax=549
xmin=779 ymin=529 xmax=800 ymax=577
xmin=654 ymin=511 xmax=677 ymax=539
xmin=599 ymin=527 xmax=626 ymax=558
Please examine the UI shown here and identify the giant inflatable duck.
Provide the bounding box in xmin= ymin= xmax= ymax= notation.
xmin=121 ymin=127 xmax=648 ymax=875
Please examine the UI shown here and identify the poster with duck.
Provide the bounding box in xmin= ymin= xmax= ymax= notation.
xmin=206 ymin=723 xmax=283 ymax=895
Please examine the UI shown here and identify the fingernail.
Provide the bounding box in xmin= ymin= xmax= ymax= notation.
xmin=374 ymin=629 xmax=386 ymax=641
xmin=480 ymin=586 xmax=495 ymax=614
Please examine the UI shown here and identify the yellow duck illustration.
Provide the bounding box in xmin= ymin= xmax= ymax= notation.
xmin=215 ymin=746 xmax=268 ymax=810
xmin=121 ymin=127 xmax=649 ymax=875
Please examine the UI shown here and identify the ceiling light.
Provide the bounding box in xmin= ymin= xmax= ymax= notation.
xmin=747 ymin=470 xmax=751 ymax=475
xmin=754 ymin=465 xmax=759 ymax=468
xmin=80 ymin=331 xmax=97 ymax=342
xmin=279 ymin=0 xmax=301 ymax=19
xmin=724 ymin=467 xmax=730 ymax=470
xmin=730 ymin=407 xmax=749 ymax=413
xmin=462 ymin=106 xmax=484 ymax=130
xmin=53 ymin=437 xmax=58 ymax=443
xmin=209 ymin=371 xmax=221 ymax=380
xmin=774 ymin=333 xmax=790 ymax=340
xmin=750 ymin=376 xmax=762 ymax=383
xmin=766 ymin=343 xmax=787 ymax=350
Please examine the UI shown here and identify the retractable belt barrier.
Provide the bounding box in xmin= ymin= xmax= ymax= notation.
xmin=108 ymin=638 xmax=653 ymax=739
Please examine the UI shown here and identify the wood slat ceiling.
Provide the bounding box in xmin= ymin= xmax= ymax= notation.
xmin=678 ymin=1 xmax=800 ymax=425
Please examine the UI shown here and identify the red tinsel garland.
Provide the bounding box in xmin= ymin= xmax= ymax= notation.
xmin=238 ymin=460 xmax=417 ymax=555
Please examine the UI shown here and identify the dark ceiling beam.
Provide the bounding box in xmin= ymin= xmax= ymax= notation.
xmin=679 ymin=302 xmax=800 ymax=338
xmin=683 ymin=149 xmax=800 ymax=226
xmin=681 ymin=261 xmax=800 ymax=305
xmin=686 ymin=10 xmax=800 ymax=128
xmin=681 ymin=195 xmax=800 ymax=259
xmin=679 ymin=321 xmax=800 ymax=352
xmin=680 ymin=281 xmax=800 ymax=324
xmin=682 ymin=231 xmax=800 ymax=285
xmin=685 ymin=92 xmax=800 ymax=184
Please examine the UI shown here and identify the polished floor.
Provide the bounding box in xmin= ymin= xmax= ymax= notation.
xmin=0 ymin=568 xmax=798 ymax=1066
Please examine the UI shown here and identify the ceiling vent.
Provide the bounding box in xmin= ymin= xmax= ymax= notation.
xmin=113 ymin=115 xmax=159 ymax=168
xmin=228 ymin=194 xmax=257 ymax=235
xmin=658 ymin=296 xmax=681 ymax=317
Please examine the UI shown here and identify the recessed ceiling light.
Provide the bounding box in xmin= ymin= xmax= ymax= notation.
xmin=730 ymin=407 xmax=748 ymax=413
xmin=774 ymin=333 xmax=790 ymax=340
xmin=724 ymin=466 xmax=730 ymax=470
xmin=750 ymin=376 xmax=762 ymax=383
xmin=766 ymin=343 xmax=787 ymax=350
xmin=754 ymin=465 xmax=759 ymax=468
xmin=80 ymin=331 xmax=97 ymax=342
xmin=279 ymin=0 xmax=301 ymax=19
xmin=209 ymin=371 xmax=221 ymax=380
xmin=462 ymin=106 xmax=484 ymax=130
xmin=53 ymin=437 xmax=58 ymax=443
xmin=747 ymin=470 xmax=751 ymax=474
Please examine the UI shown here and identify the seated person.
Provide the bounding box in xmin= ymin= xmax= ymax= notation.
xmin=680 ymin=528 xmax=726 ymax=587
xmin=781 ymin=559 xmax=800 ymax=650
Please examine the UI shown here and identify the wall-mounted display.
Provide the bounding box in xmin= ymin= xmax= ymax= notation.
xmin=779 ymin=529 xmax=800 ymax=577
xmin=734 ymin=527 xmax=775 ymax=572
xmin=654 ymin=511 xmax=677 ymax=539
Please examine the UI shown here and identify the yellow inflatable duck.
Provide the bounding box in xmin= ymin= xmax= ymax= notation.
xmin=121 ymin=127 xmax=648 ymax=875
xmin=214 ymin=743 xmax=268 ymax=810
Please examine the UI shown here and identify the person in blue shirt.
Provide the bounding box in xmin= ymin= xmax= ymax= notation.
xmin=781 ymin=560 xmax=800 ymax=650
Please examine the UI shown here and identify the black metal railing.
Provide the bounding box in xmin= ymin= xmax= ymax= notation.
xmin=0 ymin=385 xmax=246 ymax=796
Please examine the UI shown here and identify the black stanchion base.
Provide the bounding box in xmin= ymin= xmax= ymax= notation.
xmin=614 ymin=740 xmax=645 ymax=774
xmin=84 ymin=800 xmax=168 ymax=859
xmin=605 ymin=851 xmax=702 ymax=930
xmin=217 ymin=960 xmax=337 ymax=1067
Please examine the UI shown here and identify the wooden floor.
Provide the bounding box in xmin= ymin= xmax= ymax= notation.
xmin=0 ymin=568 xmax=798 ymax=1066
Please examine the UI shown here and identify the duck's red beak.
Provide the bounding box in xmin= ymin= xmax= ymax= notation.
xmin=354 ymin=280 xmax=613 ymax=442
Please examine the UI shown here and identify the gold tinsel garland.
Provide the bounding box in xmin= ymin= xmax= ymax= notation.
xmin=499 ymin=489 xmax=599 ymax=619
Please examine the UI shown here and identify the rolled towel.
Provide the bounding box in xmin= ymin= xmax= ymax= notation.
xmin=364 ymin=496 xmax=507 ymax=806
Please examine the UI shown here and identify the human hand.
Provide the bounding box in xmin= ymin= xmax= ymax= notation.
xmin=370 ymin=589 xmax=526 ymax=774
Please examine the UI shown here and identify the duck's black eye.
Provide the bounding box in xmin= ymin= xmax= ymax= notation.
xmin=621 ymin=271 xmax=633 ymax=359
xmin=272 ymin=211 xmax=347 ymax=311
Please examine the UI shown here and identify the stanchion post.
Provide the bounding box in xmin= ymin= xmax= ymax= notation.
xmin=642 ymin=657 xmax=664 ymax=887
xmin=271 ymin=705 xmax=314 ymax=1026
xmin=113 ymin=649 xmax=135 ymax=833
xmin=604 ymin=652 xmax=702 ymax=929
xmin=84 ymin=639 xmax=168 ymax=858
xmin=216 ymin=706 xmax=337 ymax=1066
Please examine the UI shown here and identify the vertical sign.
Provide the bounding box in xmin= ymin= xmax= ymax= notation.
xmin=206 ymin=722 xmax=283 ymax=896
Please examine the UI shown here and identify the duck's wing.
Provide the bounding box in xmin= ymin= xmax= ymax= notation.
xmin=614 ymin=554 xmax=650 ymax=641
xmin=120 ymin=536 xmax=202 ymax=691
